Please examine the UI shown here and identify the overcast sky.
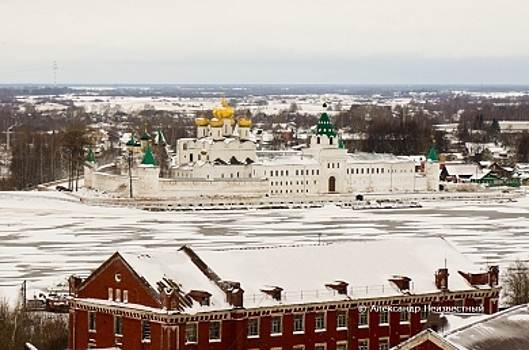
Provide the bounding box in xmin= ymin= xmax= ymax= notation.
xmin=1 ymin=0 xmax=528 ymax=85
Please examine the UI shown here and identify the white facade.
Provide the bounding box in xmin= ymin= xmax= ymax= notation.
xmin=85 ymin=99 xmax=439 ymax=200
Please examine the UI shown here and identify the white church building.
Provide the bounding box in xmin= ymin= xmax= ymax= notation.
xmin=84 ymin=98 xmax=439 ymax=201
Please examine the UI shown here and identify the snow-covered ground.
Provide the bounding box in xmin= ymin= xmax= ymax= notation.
xmin=1 ymin=191 xmax=528 ymax=304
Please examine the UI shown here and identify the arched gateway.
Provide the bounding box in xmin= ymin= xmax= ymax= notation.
xmin=328 ymin=176 xmax=336 ymax=192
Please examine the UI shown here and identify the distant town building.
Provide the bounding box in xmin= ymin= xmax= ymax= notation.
xmin=68 ymin=238 xmax=500 ymax=349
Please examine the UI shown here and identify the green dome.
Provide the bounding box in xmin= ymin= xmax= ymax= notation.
xmin=125 ymin=134 xmax=136 ymax=146
xmin=140 ymin=132 xmax=152 ymax=141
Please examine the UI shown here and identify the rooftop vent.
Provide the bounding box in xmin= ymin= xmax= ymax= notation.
xmin=325 ymin=280 xmax=349 ymax=295
xmin=260 ymin=286 xmax=283 ymax=301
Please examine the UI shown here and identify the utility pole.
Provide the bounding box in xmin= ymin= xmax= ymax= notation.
xmin=128 ymin=150 xmax=133 ymax=198
xmin=6 ymin=124 xmax=17 ymax=151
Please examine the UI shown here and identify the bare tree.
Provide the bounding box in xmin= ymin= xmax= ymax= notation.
xmin=503 ymin=259 xmax=529 ymax=306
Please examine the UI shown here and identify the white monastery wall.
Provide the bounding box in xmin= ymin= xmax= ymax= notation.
xmin=158 ymin=178 xmax=268 ymax=198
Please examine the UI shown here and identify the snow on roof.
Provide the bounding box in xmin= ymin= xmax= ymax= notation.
xmin=120 ymin=251 xmax=229 ymax=312
xmin=443 ymin=164 xmax=480 ymax=177
xmin=434 ymin=312 xmax=489 ymax=334
xmin=194 ymin=238 xmax=484 ymax=308
xmin=444 ymin=304 xmax=529 ymax=349
xmin=260 ymin=155 xmax=319 ymax=166
xmin=347 ymin=152 xmax=413 ymax=163
xmin=470 ymin=170 xmax=491 ymax=181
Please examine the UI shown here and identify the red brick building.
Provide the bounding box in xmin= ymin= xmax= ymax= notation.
xmin=68 ymin=238 xmax=500 ymax=350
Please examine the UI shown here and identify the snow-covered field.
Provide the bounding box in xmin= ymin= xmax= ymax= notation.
xmin=1 ymin=191 xmax=529 ymax=303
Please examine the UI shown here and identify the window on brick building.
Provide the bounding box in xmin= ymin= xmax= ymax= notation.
xmin=378 ymin=338 xmax=389 ymax=350
xmin=247 ymin=318 xmax=259 ymax=337
xmin=186 ymin=323 xmax=198 ymax=343
xmin=420 ymin=305 xmax=429 ymax=321
xmin=293 ymin=346 xmax=305 ymax=350
xmin=379 ymin=309 xmax=389 ymax=325
xmin=337 ymin=310 xmax=347 ymax=329
xmin=142 ymin=321 xmax=151 ymax=341
xmin=108 ymin=287 xmax=113 ymax=301
xmin=123 ymin=290 xmax=128 ymax=303
xmin=315 ymin=344 xmax=326 ymax=350
xmin=271 ymin=316 xmax=282 ymax=335
xmin=88 ymin=312 xmax=96 ymax=332
xmin=358 ymin=340 xmax=368 ymax=350
xmin=400 ymin=308 xmax=410 ymax=323
xmin=293 ymin=314 xmax=304 ymax=333
xmin=114 ymin=316 xmax=122 ymax=336
xmin=315 ymin=312 xmax=325 ymax=331
xmin=474 ymin=298 xmax=483 ymax=309
xmin=358 ymin=309 xmax=368 ymax=326
xmin=209 ymin=321 xmax=221 ymax=341
xmin=336 ymin=342 xmax=347 ymax=350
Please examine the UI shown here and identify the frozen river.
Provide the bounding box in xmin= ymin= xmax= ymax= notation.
xmin=1 ymin=191 xmax=528 ymax=302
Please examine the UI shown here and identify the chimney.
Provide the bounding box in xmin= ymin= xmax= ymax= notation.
xmin=488 ymin=265 xmax=499 ymax=287
xmin=68 ymin=275 xmax=83 ymax=296
xmin=325 ymin=281 xmax=349 ymax=295
xmin=435 ymin=268 xmax=449 ymax=290
xmin=220 ymin=281 xmax=245 ymax=308
xmin=161 ymin=288 xmax=180 ymax=311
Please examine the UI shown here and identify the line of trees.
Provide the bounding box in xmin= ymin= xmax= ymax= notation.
xmin=1 ymin=124 xmax=90 ymax=191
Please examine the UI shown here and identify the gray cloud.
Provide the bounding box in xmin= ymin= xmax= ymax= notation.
xmin=1 ymin=0 xmax=528 ymax=84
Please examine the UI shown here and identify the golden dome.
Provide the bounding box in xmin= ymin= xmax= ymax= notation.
xmin=212 ymin=96 xmax=234 ymax=119
xmin=238 ymin=116 xmax=252 ymax=128
xmin=231 ymin=118 xmax=236 ymax=126
xmin=210 ymin=117 xmax=223 ymax=128
xmin=195 ymin=116 xmax=210 ymax=126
